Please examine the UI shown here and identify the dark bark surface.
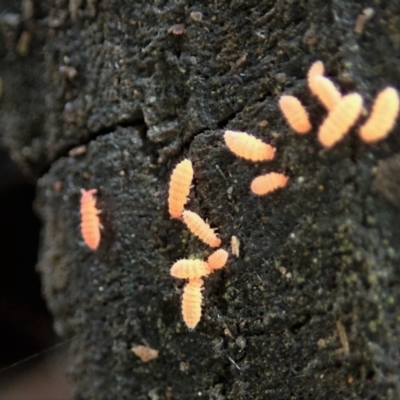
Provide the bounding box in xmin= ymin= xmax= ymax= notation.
xmin=2 ymin=0 xmax=400 ymax=399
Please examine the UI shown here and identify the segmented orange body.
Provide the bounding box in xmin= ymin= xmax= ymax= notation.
xmin=207 ymin=249 xmax=229 ymax=271
xmin=168 ymin=159 xmax=194 ymax=219
xmin=279 ymin=95 xmax=312 ymax=134
xmin=318 ymin=93 xmax=363 ymax=148
xmin=250 ymin=173 xmax=289 ymax=196
xmin=311 ymin=75 xmax=342 ymax=111
xmin=170 ymin=259 xmax=211 ymax=279
xmin=307 ymin=60 xmax=325 ymax=95
xmin=182 ymin=210 xmax=221 ymax=248
xmin=359 ymin=87 xmax=400 ymax=143
xmin=80 ymin=189 xmax=101 ymax=250
xmin=182 ymin=278 xmax=203 ymax=329
xmin=223 ymin=130 xmax=276 ymax=162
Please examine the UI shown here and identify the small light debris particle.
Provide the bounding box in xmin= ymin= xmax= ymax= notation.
xmin=53 ymin=181 xmax=63 ymax=191
xmin=170 ymin=24 xmax=185 ymax=35
xmin=336 ymin=320 xmax=349 ymax=355
xmin=354 ymin=8 xmax=375 ymax=34
xmin=59 ymin=65 xmax=78 ymax=81
xmin=131 ymin=345 xmax=159 ymax=362
xmin=231 ymin=236 xmax=240 ymax=257
xmin=16 ymin=31 xmax=31 ymax=57
xmin=190 ymin=11 xmax=203 ymax=22
xmin=235 ymin=53 xmax=247 ymax=67
xmin=235 ymin=336 xmax=246 ymax=350
xmin=68 ymin=145 xmax=87 ymax=157
xmin=179 ymin=361 xmax=189 ymax=372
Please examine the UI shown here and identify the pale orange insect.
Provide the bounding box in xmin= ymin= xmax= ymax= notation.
xmin=207 ymin=249 xmax=229 ymax=271
xmin=168 ymin=159 xmax=194 ymax=219
xmin=182 ymin=210 xmax=221 ymax=248
xmin=311 ymin=75 xmax=342 ymax=111
xmin=170 ymin=259 xmax=211 ymax=279
xmin=223 ymin=130 xmax=276 ymax=162
xmin=80 ymin=189 xmax=101 ymax=250
xmin=359 ymin=87 xmax=400 ymax=143
xmin=318 ymin=93 xmax=363 ymax=148
xmin=181 ymin=278 xmax=203 ymax=329
xmin=307 ymin=60 xmax=325 ymax=95
xmin=250 ymin=173 xmax=289 ymax=196
xmin=279 ymin=95 xmax=312 ymax=134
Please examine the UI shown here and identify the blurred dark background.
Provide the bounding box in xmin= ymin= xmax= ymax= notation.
xmin=0 ymin=145 xmax=72 ymax=399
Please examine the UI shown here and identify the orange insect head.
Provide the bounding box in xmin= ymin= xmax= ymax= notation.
xmin=81 ymin=188 xmax=97 ymax=199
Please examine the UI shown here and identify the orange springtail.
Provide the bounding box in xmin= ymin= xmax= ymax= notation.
xmin=250 ymin=173 xmax=289 ymax=196
xmin=181 ymin=278 xmax=203 ymax=329
xmin=168 ymin=159 xmax=194 ymax=219
xmin=223 ymin=130 xmax=276 ymax=162
xmin=80 ymin=189 xmax=101 ymax=250
xmin=318 ymin=93 xmax=363 ymax=148
xmin=279 ymin=95 xmax=312 ymax=134
xmin=359 ymin=87 xmax=400 ymax=143
xmin=182 ymin=210 xmax=221 ymax=248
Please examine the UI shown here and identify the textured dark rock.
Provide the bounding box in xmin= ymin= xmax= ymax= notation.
xmin=373 ymin=153 xmax=400 ymax=209
xmin=2 ymin=0 xmax=400 ymax=398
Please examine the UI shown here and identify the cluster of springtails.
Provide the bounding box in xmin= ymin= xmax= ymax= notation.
xmin=279 ymin=60 xmax=400 ymax=147
xmin=223 ymin=130 xmax=289 ymax=195
xmin=168 ymin=159 xmax=229 ymax=329
xmin=78 ymin=60 xmax=399 ymax=330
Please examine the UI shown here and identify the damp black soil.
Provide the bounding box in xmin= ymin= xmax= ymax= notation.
xmin=2 ymin=0 xmax=400 ymax=399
